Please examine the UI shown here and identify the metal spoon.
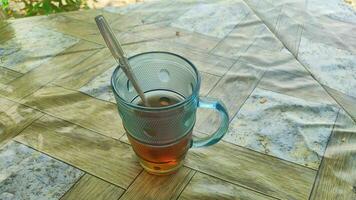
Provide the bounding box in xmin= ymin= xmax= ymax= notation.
xmin=95 ymin=15 xmax=149 ymax=106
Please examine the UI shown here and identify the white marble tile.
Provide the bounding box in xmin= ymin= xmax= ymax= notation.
xmin=0 ymin=26 xmax=79 ymax=73
xmin=0 ymin=141 xmax=83 ymax=200
xmin=103 ymin=3 xmax=144 ymax=14
xmin=226 ymin=88 xmax=339 ymax=169
xmin=171 ymin=1 xmax=250 ymax=38
xmin=244 ymin=0 xmax=356 ymax=99
xmin=298 ymin=36 xmax=356 ymax=98
xmin=307 ymin=0 xmax=356 ymax=24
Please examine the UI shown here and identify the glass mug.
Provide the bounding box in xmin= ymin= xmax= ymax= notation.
xmin=111 ymin=52 xmax=229 ymax=175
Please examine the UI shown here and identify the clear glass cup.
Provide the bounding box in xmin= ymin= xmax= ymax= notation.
xmin=111 ymin=52 xmax=229 ymax=175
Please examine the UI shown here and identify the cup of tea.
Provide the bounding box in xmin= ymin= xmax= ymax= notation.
xmin=111 ymin=52 xmax=229 ymax=175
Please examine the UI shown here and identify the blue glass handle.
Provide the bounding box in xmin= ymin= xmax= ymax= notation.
xmin=192 ymin=97 xmax=229 ymax=148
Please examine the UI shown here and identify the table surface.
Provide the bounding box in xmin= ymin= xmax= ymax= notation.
xmin=1 ymin=0 xmax=356 ymax=199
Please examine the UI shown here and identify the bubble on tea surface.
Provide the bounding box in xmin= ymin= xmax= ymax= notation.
xmin=159 ymin=97 xmax=171 ymax=106
xmin=159 ymin=69 xmax=170 ymax=82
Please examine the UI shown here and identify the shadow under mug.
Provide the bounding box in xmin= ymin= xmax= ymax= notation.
xmin=111 ymin=51 xmax=229 ymax=175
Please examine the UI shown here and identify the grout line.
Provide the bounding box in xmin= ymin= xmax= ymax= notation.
xmin=51 ymin=83 xmax=117 ymax=106
xmin=256 ymin=85 xmax=338 ymax=107
xmin=0 ymin=109 xmax=44 ymax=149
xmin=7 ymin=47 xmax=100 ymax=100
xmin=36 ymin=14 xmax=109 ymax=46
xmin=51 ymin=61 xmax=109 ymax=89
xmin=183 ymin=165 xmax=281 ymax=200
xmin=197 ymin=126 xmax=320 ymax=172
xmin=208 ymin=11 xmax=252 ymax=54
xmin=0 ymin=66 xmax=23 ymax=76
xmin=144 ymin=0 xmax=187 ymax=24
xmin=307 ymin=109 xmax=341 ymax=200
xmin=200 ymin=71 xmax=222 ymax=78
xmin=3 ymin=46 xmax=103 ymax=72
xmin=59 ymin=173 xmax=85 ymax=200
xmin=204 ymin=34 xmax=261 ymax=97
xmin=296 ymin=25 xmax=304 ymax=59
xmin=118 ymin=132 xmax=128 ymax=142
xmin=38 ymin=110 xmax=123 ymax=142
xmin=274 ymin=5 xmax=284 ymax=34
xmin=4 ymin=45 xmax=100 ymax=87
xmin=0 ymin=90 xmax=125 ymax=144
xmin=0 ymin=22 xmax=10 ymax=31
xmin=220 ymin=133 xmax=323 ymax=171
xmin=174 ymin=170 xmax=197 ymax=200
xmin=228 ymin=70 xmax=266 ymax=123
xmin=116 ymin=187 xmax=127 ymax=200
xmin=120 ymin=169 xmax=144 ymax=197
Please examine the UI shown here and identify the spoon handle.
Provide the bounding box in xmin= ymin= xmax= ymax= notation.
xmin=95 ymin=15 xmax=149 ymax=106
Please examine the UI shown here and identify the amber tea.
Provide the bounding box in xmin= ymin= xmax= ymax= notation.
xmin=128 ymin=90 xmax=192 ymax=175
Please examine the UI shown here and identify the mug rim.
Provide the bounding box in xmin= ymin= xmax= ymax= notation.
xmin=111 ymin=51 xmax=201 ymax=111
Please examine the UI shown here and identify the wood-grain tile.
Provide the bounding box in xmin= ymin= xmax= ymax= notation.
xmin=53 ymin=48 xmax=116 ymax=90
xmin=1 ymin=24 xmax=80 ymax=74
xmin=39 ymin=14 xmax=119 ymax=45
xmin=22 ymin=85 xmax=125 ymax=139
xmin=1 ymin=16 xmax=49 ymax=44
xmin=61 ymin=174 xmax=124 ymax=200
xmin=121 ymin=130 xmax=316 ymax=200
xmin=15 ymin=115 xmax=142 ymax=189
xmin=0 ymin=41 xmax=100 ymax=101
xmin=310 ymin=111 xmax=356 ymax=200
xmin=0 ymin=97 xmax=43 ymax=148
xmin=0 ymin=96 xmax=15 ymax=110
xmin=185 ymin=139 xmax=316 ymax=200
xmin=178 ymin=172 xmax=276 ymax=200
xmin=119 ymin=167 xmax=195 ymax=200
xmin=0 ymin=66 xmax=22 ymax=85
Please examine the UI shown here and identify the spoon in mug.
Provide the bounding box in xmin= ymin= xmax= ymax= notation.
xmin=95 ymin=15 xmax=149 ymax=106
